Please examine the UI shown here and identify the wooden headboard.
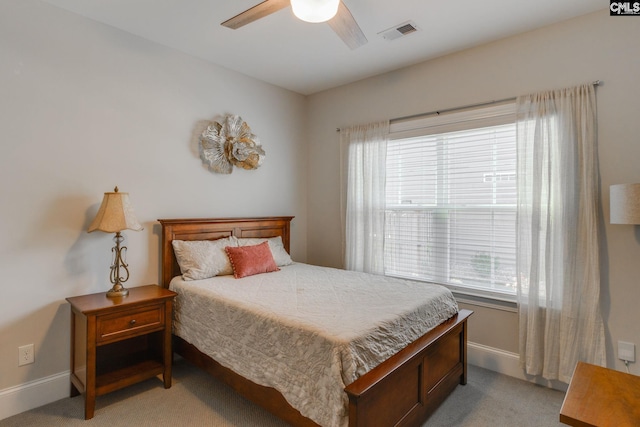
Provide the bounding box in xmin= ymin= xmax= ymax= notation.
xmin=158 ymin=216 xmax=294 ymax=288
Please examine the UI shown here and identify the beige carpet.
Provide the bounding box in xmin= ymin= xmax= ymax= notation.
xmin=0 ymin=358 xmax=565 ymax=426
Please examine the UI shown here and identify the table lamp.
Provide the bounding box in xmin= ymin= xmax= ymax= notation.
xmin=610 ymin=184 xmax=640 ymax=225
xmin=88 ymin=187 xmax=143 ymax=297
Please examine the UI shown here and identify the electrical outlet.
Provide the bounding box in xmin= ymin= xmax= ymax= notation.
xmin=618 ymin=341 xmax=635 ymax=363
xmin=18 ymin=344 xmax=34 ymax=366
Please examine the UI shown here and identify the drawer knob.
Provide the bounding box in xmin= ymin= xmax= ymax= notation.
xmin=130 ymin=319 xmax=136 ymax=325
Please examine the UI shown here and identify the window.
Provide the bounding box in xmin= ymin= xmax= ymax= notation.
xmin=384 ymin=103 xmax=517 ymax=300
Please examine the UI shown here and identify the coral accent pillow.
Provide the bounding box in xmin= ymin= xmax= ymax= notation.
xmin=225 ymin=241 xmax=280 ymax=279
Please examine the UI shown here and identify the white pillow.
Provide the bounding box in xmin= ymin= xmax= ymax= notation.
xmin=172 ymin=236 xmax=238 ymax=280
xmin=236 ymin=236 xmax=293 ymax=267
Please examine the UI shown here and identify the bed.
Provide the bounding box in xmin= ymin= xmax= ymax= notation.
xmin=159 ymin=216 xmax=472 ymax=427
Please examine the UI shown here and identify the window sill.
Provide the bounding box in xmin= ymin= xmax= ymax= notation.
xmin=452 ymin=290 xmax=517 ymax=313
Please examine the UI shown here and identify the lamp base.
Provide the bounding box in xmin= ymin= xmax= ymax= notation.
xmin=106 ymin=232 xmax=130 ymax=298
xmin=106 ymin=284 xmax=129 ymax=298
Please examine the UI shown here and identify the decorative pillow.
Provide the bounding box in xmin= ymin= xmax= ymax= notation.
xmin=172 ymin=236 xmax=238 ymax=280
xmin=236 ymin=236 xmax=293 ymax=267
xmin=225 ymin=241 xmax=280 ymax=279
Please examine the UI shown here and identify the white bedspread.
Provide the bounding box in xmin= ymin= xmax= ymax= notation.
xmin=170 ymin=263 xmax=458 ymax=427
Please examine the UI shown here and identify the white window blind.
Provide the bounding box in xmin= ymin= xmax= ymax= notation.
xmin=385 ymin=102 xmax=517 ymax=300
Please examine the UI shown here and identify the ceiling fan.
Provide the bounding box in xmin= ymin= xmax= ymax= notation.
xmin=221 ymin=0 xmax=368 ymax=50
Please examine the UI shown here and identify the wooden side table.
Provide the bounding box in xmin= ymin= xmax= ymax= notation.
xmin=560 ymin=361 xmax=640 ymax=426
xmin=66 ymin=285 xmax=177 ymax=419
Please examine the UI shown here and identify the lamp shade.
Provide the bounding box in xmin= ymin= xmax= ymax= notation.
xmin=88 ymin=187 xmax=143 ymax=233
xmin=610 ymin=183 xmax=640 ymax=224
xmin=291 ymin=0 xmax=339 ymax=23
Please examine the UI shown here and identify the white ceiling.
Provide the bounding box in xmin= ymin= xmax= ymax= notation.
xmin=41 ymin=0 xmax=605 ymax=95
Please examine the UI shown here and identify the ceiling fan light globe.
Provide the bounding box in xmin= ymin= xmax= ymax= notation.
xmin=291 ymin=0 xmax=340 ymax=23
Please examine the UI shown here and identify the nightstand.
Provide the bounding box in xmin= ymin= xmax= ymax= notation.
xmin=560 ymin=361 xmax=640 ymax=426
xmin=66 ymin=285 xmax=177 ymax=419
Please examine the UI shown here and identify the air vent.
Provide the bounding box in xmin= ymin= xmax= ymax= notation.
xmin=378 ymin=21 xmax=419 ymax=41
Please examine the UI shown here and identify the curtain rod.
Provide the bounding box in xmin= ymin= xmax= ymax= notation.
xmin=391 ymin=80 xmax=602 ymax=124
xmin=390 ymin=96 xmax=516 ymax=124
xmin=336 ymin=80 xmax=602 ymax=131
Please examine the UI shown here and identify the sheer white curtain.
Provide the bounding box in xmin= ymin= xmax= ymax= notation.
xmin=516 ymin=83 xmax=605 ymax=383
xmin=341 ymin=121 xmax=389 ymax=274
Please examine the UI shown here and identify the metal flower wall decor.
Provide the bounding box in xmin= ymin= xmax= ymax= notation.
xmin=199 ymin=114 xmax=265 ymax=174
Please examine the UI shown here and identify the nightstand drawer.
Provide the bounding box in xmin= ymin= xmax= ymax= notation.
xmin=97 ymin=305 xmax=164 ymax=344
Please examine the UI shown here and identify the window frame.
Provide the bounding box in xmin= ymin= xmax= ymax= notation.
xmin=385 ymin=101 xmax=518 ymax=302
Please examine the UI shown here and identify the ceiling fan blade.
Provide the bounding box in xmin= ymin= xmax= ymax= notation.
xmin=327 ymin=1 xmax=367 ymax=50
xmin=221 ymin=0 xmax=290 ymax=29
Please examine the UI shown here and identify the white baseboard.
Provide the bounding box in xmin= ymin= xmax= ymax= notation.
xmin=468 ymin=341 xmax=568 ymax=392
xmin=0 ymin=342 xmax=565 ymax=421
xmin=0 ymin=371 xmax=70 ymax=421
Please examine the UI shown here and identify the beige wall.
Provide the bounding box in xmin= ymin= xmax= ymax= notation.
xmin=306 ymin=10 xmax=640 ymax=373
xmin=0 ymin=0 xmax=307 ymax=393
xmin=3 ymin=1 xmax=640 ymax=416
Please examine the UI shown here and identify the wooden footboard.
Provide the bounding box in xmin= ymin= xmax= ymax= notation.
xmin=345 ymin=309 xmax=471 ymax=427
xmin=159 ymin=217 xmax=472 ymax=427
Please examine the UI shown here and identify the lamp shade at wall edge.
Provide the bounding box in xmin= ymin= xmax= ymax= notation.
xmin=610 ymin=183 xmax=640 ymax=225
